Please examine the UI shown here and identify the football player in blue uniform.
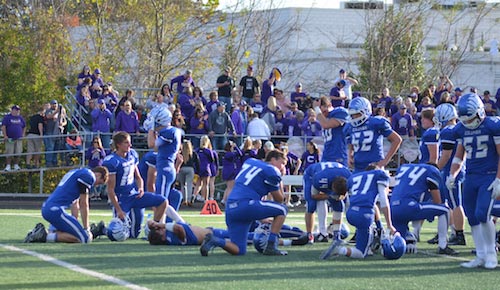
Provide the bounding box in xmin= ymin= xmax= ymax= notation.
xmin=321 ymin=165 xmax=396 ymax=259
xmin=431 ymin=103 xmax=466 ymax=246
xmin=313 ymin=96 xmax=349 ymax=165
xmin=24 ymin=166 xmax=109 ymax=243
xmin=138 ymin=149 xmax=185 ymax=225
xmin=391 ymin=163 xmax=457 ymax=255
xmin=104 ymin=132 xmax=167 ymax=239
xmin=345 ymin=97 xmax=402 ymax=173
xmin=199 ymin=150 xmax=288 ymax=256
xmin=344 ymin=97 xmax=402 ymax=242
xmin=447 ymin=93 xmax=500 ymax=269
xmin=153 ymin=108 xmax=182 ymax=202
xmin=303 ymin=161 xmax=351 ymax=244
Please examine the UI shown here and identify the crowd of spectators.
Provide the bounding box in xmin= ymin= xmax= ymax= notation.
xmin=3 ymin=65 xmax=500 ymax=174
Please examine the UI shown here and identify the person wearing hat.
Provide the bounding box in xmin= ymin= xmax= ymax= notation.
xmin=239 ymin=65 xmax=260 ymax=104
xmin=261 ymin=67 xmax=281 ymax=106
xmin=332 ymin=68 xmax=358 ymax=107
xmin=91 ymin=98 xmax=113 ymax=151
xmin=291 ymin=82 xmax=308 ymax=111
xmin=329 ymin=79 xmax=347 ymax=108
xmin=216 ymin=66 xmax=235 ymax=113
xmin=2 ymin=105 xmax=26 ymax=171
xmin=208 ymin=102 xmax=235 ymax=151
xmin=451 ymin=87 xmax=463 ymax=104
xmin=482 ymin=90 xmax=498 ymax=116
xmin=90 ymin=68 xmax=105 ymax=99
xmin=170 ymin=69 xmax=195 ymax=95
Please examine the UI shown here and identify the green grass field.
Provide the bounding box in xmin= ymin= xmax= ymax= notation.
xmin=1 ymin=209 xmax=500 ymax=290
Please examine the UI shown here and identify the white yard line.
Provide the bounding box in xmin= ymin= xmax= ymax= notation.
xmin=0 ymin=244 xmax=149 ymax=290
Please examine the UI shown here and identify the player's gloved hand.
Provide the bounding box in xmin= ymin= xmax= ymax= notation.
xmin=445 ymin=175 xmax=455 ymax=192
xmin=488 ymin=178 xmax=500 ymax=199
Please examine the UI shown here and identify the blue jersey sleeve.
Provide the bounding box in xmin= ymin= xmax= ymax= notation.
xmin=103 ymin=155 xmax=119 ymax=174
xmin=373 ymin=116 xmax=393 ymax=137
xmin=77 ymin=168 xmax=96 ymax=189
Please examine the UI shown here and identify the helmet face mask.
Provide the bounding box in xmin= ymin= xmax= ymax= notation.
xmin=348 ymin=97 xmax=372 ymax=127
xmin=253 ymin=223 xmax=270 ymax=253
xmin=457 ymin=93 xmax=485 ymax=130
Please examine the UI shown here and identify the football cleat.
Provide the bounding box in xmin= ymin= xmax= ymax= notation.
xmin=461 ymin=257 xmax=485 ymax=268
xmin=448 ymin=233 xmax=466 ymax=246
xmin=371 ymin=228 xmax=382 ymax=252
xmin=484 ymin=255 xmax=498 ymax=269
xmin=292 ymin=234 xmax=310 ymax=246
xmin=437 ymin=246 xmax=458 ymax=256
xmin=320 ymin=239 xmax=342 ymax=260
xmin=200 ymin=233 xmax=217 ymax=256
xmin=427 ymin=233 xmax=438 ymax=244
xmin=262 ymin=240 xmax=288 ymax=256
xmin=90 ymin=221 xmax=107 ymax=238
xmin=315 ymin=233 xmax=329 ymax=243
xmin=24 ymin=223 xmax=47 ymax=243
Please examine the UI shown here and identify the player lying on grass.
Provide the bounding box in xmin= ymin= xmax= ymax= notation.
xmin=24 ymin=166 xmax=108 ymax=243
xmin=147 ymin=220 xmax=309 ymax=249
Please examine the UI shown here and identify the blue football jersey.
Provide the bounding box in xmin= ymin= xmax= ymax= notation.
xmin=311 ymin=162 xmax=352 ymax=197
xmin=321 ymin=107 xmax=349 ymax=165
xmin=419 ymin=127 xmax=439 ymax=163
xmin=138 ymin=150 xmax=157 ymax=191
xmin=103 ymin=149 xmax=140 ymax=197
xmin=45 ymin=168 xmax=96 ymax=207
xmin=348 ymin=169 xmax=390 ymax=208
xmin=439 ymin=124 xmax=465 ymax=175
xmin=228 ymin=158 xmax=282 ymax=201
xmin=454 ymin=117 xmax=500 ymax=175
xmin=391 ymin=163 xmax=442 ymax=201
xmin=345 ymin=116 xmax=394 ymax=171
xmin=156 ymin=126 xmax=182 ymax=168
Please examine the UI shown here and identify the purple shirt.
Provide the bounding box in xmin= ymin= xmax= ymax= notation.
xmin=91 ymin=108 xmax=113 ymax=132
xmin=329 ymin=87 xmax=345 ymax=108
xmin=302 ymin=120 xmax=322 ymax=138
xmin=189 ymin=117 xmax=209 ymax=135
xmin=86 ymin=147 xmax=106 ymax=168
xmin=391 ymin=112 xmax=414 ymax=137
xmin=170 ymin=75 xmax=195 ymax=94
xmin=300 ymin=151 xmax=320 ymax=173
xmin=261 ymin=80 xmax=273 ymax=105
xmin=2 ymin=114 xmax=25 ymax=139
xmin=222 ymin=146 xmax=242 ymax=181
xmin=115 ymin=111 xmax=139 ymax=133
xmin=231 ymin=109 xmax=245 ymax=135
xmin=178 ymin=93 xmax=195 ymax=119
xmin=206 ymin=100 xmax=219 ymax=114
xmin=249 ymin=100 xmax=266 ymax=116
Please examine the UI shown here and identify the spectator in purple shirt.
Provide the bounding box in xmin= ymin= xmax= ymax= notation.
xmin=261 ymin=68 xmax=280 ymax=105
xmin=249 ymin=93 xmax=266 ymax=117
xmin=189 ymin=107 xmax=209 ymax=149
xmin=291 ymin=82 xmax=307 ymax=108
xmin=77 ymin=65 xmax=92 ymax=86
xmin=178 ymin=87 xmax=196 ymax=120
xmin=329 ymin=80 xmax=347 ymax=108
xmin=301 ymin=110 xmax=322 ymax=141
xmin=300 ymin=141 xmax=320 ymax=174
xmin=91 ymin=99 xmax=113 ymax=151
xmin=194 ymin=135 xmax=217 ymax=201
xmin=90 ymin=68 xmax=105 ymax=99
xmin=288 ymin=110 xmax=304 ymax=138
xmin=170 ymin=69 xmax=195 ymax=95
xmin=433 ymin=75 xmax=454 ymax=105
xmin=87 ymin=136 xmax=106 ymax=168
xmin=221 ymin=140 xmax=243 ymax=204
xmin=206 ymin=91 xmax=219 ymax=114
xmin=114 ymin=101 xmax=140 ymax=134
xmin=482 ymin=90 xmax=497 ymax=116
xmin=391 ymin=105 xmax=415 ymax=139
xmin=2 ymin=105 xmax=26 ymax=171
xmin=100 ymin=84 xmax=118 ymax=113
xmin=230 ymin=100 xmax=248 ymax=146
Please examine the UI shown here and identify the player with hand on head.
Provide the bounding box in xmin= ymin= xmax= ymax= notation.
xmin=321 ymin=164 xmax=396 ymax=259
xmin=199 ymin=150 xmax=289 ymax=256
xmin=447 ymin=93 xmax=500 ymax=269
xmin=24 ymin=166 xmax=109 ymax=243
xmin=391 ymin=163 xmax=457 ymax=256
xmin=103 ymin=132 xmax=168 ymax=240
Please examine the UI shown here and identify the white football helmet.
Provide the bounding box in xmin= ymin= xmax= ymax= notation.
xmin=433 ymin=103 xmax=458 ymax=128
xmin=456 ymin=93 xmax=485 ymax=130
xmin=348 ymin=97 xmax=372 ymax=127
xmin=143 ymin=106 xmax=172 ymax=131
xmin=107 ymin=217 xmax=131 ymax=242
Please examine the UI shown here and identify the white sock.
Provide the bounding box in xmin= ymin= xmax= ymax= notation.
xmin=412 ymin=220 xmax=422 ymax=237
xmin=47 ymin=233 xmax=57 ymax=243
xmin=480 ymin=220 xmax=496 ymax=255
xmin=338 ymin=246 xmax=347 ymax=256
xmin=350 ymin=248 xmax=365 ymax=259
xmin=166 ymin=205 xmax=185 ymax=223
xmin=437 ymin=215 xmax=448 ymax=249
xmin=317 ymin=200 xmax=328 ymax=236
xmin=471 ymin=225 xmax=485 ymax=259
